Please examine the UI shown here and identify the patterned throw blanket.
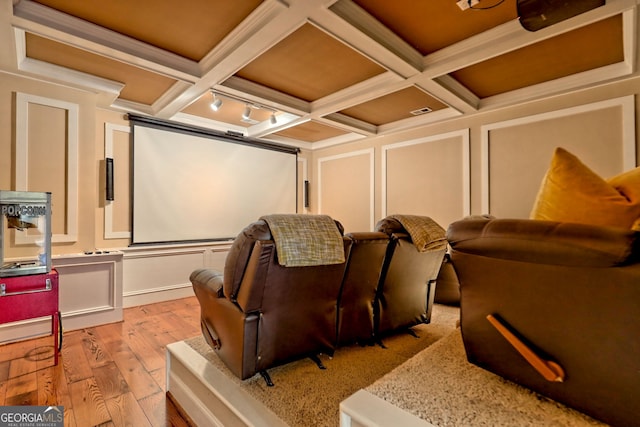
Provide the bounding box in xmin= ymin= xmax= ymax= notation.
xmin=261 ymin=214 xmax=345 ymax=267
xmin=389 ymin=214 xmax=446 ymax=252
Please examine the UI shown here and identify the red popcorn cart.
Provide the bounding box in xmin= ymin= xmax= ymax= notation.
xmin=0 ymin=190 xmax=61 ymax=365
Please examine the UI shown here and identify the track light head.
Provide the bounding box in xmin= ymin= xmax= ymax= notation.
xmin=210 ymin=91 xmax=222 ymax=111
xmin=209 ymin=92 xmax=281 ymax=124
xmin=242 ymin=104 xmax=251 ymax=120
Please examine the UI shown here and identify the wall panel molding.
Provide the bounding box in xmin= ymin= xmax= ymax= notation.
xmin=0 ymin=252 xmax=123 ymax=343
xmin=104 ymin=122 xmax=131 ymax=239
xmin=121 ymin=243 xmax=230 ymax=307
xmin=381 ymin=129 xmax=470 ymax=226
xmin=480 ymin=95 xmax=636 ymax=215
xmin=15 ymin=92 xmax=79 ymax=243
xmin=317 ymin=148 xmax=375 ymax=231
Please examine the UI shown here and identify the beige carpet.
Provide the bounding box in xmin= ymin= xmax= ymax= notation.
xmin=185 ymin=304 xmax=461 ymax=427
xmin=185 ymin=303 xmax=607 ymax=426
xmin=366 ymin=330 xmax=605 ymax=427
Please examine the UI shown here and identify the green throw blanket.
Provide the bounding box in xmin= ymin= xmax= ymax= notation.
xmin=261 ymin=214 xmax=345 ymax=267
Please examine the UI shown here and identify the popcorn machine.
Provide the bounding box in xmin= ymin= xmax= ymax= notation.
xmin=0 ymin=190 xmax=60 ymax=364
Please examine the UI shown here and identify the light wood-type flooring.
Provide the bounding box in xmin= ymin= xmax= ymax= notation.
xmin=0 ymin=296 xmax=202 ymax=426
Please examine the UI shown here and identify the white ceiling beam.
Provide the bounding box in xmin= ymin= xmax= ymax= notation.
xmin=409 ymin=74 xmax=480 ymax=114
xmin=480 ymin=62 xmax=635 ymax=111
xmin=220 ymin=76 xmax=311 ymax=114
xmin=309 ymin=71 xmax=404 ymax=116
xmin=198 ymin=0 xmax=290 ymax=73
xmin=247 ymin=112 xmax=304 ymax=138
xmin=316 ymin=0 xmax=423 ymax=76
xmin=6 ymin=0 xmax=638 ymax=146
xmin=321 ymin=112 xmax=377 ymax=135
xmin=304 ymin=131 xmax=367 ymax=150
xmin=12 ymin=0 xmax=200 ymax=81
xmin=14 ymin=29 xmax=125 ymax=106
xmin=376 ymin=108 xmax=463 ymax=136
xmin=422 ymin=0 xmax=637 ymax=78
xmin=155 ymin=0 xmax=322 ymax=118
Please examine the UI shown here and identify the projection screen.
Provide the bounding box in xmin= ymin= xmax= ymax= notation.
xmin=130 ymin=117 xmax=298 ymax=245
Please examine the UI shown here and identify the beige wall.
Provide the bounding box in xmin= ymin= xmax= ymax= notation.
xmin=318 ymin=149 xmax=374 ymax=231
xmin=484 ymin=98 xmax=629 ymax=218
xmin=94 ymin=108 xmax=130 ymax=250
xmin=1 ymin=73 xmax=97 ymax=257
xmin=383 ymin=131 xmax=468 ymax=230
xmin=308 ymin=76 xmax=640 ymax=232
xmin=1 ymin=71 xmax=639 ymax=258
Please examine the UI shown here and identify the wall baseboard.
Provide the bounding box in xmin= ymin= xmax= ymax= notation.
xmin=123 ymin=285 xmax=194 ymax=308
xmin=0 ymin=252 xmax=124 ymax=343
xmin=121 ymin=242 xmax=230 ymax=308
xmin=0 ymin=243 xmax=231 ymax=344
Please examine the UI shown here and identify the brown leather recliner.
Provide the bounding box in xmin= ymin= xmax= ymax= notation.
xmin=446 ymin=217 xmax=640 ymax=427
xmin=337 ymin=231 xmax=390 ymax=346
xmin=192 ymin=214 xmax=449 ymax=383
xmin=375 ymin=216 xmax=447 ymax=336
xmin=191 ymin=217 xmax=352 ymax=383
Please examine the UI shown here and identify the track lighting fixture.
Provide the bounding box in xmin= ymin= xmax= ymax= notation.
xmin=209 ymin=90 xmax=280 ymax=124
xmin=242 ymin=104 xmax=252 ymax=120
xmin=210 ymin=92 xmax=222 ymax=111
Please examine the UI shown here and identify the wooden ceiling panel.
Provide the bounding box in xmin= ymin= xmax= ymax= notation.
xmin=274 ymin=121 xmax=350 ymax=143
xmin=234 ymin=23 xmax=386 ymax=102
xmin=352 ymin=0 xmax=517 ymax=55
xmin=450 ymin=15 xmax=624 ymax=98
xmin=8 ymin=0 xmax=635 ymax=145
xmin=26 ymin=33 xmax=177 ymax=105
xmin=339 ymin=86 xmax=449 ymax=125
xmin=32 ymin=0 xmax=264 ymax=61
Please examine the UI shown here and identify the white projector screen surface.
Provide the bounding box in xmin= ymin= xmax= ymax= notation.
xmin=132 ymin=124 xmax=297 ymax=244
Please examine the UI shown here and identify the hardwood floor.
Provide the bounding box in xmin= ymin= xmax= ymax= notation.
xmin=0 ymin=296 xmax=203 ymax=426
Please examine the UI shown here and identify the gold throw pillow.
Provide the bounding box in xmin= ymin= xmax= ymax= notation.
xmin=530 ymin=147 xmax=640 ymax=230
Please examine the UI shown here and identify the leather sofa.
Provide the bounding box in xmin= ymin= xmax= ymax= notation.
xmin=191 ymin=214 xmax=446 ymax=383
xmin=446 ymin=216 xmax=640 ymax=427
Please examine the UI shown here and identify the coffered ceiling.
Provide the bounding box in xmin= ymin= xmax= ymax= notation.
xmin=2 ymin=0 xmax=638 ymax=148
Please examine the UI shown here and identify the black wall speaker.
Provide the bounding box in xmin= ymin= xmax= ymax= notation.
xmin=106 ymin=157 xmax=114 ymax=201
xmin=517 ymin=0 xmax=605 ymax=32
xmin=304 ymin=180 xmax=310 ymax=208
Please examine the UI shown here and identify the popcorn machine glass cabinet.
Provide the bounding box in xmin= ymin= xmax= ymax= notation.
xmin=0 ymin=190 xmax=52 ymax=278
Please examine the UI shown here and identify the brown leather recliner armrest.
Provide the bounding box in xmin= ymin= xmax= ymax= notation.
xmin=446 ymin=217 xmax=640 ymax=267
xmin=190 ymin=268 xmax=224 ymax=298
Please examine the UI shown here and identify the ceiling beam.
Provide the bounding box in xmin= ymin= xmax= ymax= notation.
xmin=12 ymin=0 xmax=200 ymax=80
